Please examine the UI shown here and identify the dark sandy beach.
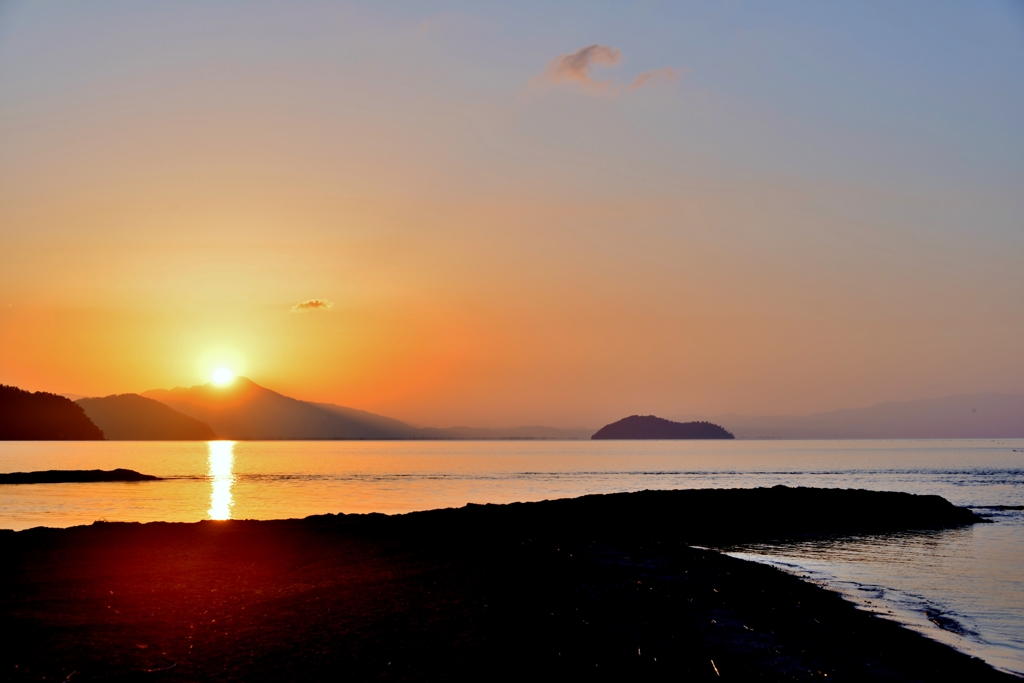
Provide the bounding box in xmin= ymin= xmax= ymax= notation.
xmin=1 ymin=487 xmax=1015 ymax=682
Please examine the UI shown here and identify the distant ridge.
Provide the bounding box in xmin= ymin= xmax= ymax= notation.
xmin=592 ymin=415 xmax=734 ymax=440
xmin=680 ymin=393 xmax=1024 ymax=439
xmin=419 ymin=425 xmax=594 ymax=440
xmin=310 ymin=401 xmax=421 ymax=438
xmin=77 ymin=394 xmax=217 ymax=440
xmin=0 ymin=384 xmax=105 ymax=440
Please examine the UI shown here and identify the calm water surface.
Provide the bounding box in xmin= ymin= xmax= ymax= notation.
xmin=1 ymin=439 xmax=1022 ymax=675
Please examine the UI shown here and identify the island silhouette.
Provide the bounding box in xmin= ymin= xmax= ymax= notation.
xmin=0 ymin=468 xmax=160 ymax=484
xmin=592 ymin=415 xmax=734 ymax=440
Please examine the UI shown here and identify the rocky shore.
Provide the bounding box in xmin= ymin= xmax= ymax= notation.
xmin=0 ymin=469 xmax=161 ymax=485
xmin=1 ymin=486 xmax=1014 ymax=681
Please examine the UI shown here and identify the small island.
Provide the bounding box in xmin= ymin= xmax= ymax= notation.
xmin=592 ymin=415 xmax=734 ymax=440
xmin=0 ymin=469 xmax=162 ymax=485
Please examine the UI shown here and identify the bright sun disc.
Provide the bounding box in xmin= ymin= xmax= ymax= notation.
xmin=211 ymin=367 xmax=234 ymax=386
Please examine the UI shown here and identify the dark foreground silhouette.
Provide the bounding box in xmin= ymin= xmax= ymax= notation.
xmin=0 ymin=384 xmax=104 ymax=440
xmin=0 ymin=469 xmax=161 ymax=485
xmin=593 ymin=415 xmax=734 ymax=439
xmin=1 ymin=486 xmax=1010 ymax=682
xmin=77 ymin=394 xmax=217 ymax=440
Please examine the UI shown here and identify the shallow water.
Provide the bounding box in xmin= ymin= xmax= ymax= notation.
xmin=1 ymin=439 xmax=1022 ymax=674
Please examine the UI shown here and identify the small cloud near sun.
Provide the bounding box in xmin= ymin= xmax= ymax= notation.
xmin=291 ymin=299 xmax=333 ymax=313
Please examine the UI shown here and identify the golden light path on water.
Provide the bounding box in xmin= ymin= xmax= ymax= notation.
xmin=207 ymin=441 xmax=235 ymax=520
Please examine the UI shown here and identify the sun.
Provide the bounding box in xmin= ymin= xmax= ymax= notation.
xmin=211 ymin=367 xmax=235 ymax=386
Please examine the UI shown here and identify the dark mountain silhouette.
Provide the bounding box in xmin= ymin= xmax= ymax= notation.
xmin=0 ymin=385 xmax=105 ymax=440
xmin=141 ymin=378 xmax=595 ymax=440
xmin=77 ymin=394 xmax=217 ymax=440
xmin=676 ymin=393 xmax=1024 ymax=439
xmin=142 ymin=377 xmax=419 ymax=440
xmin=592 ymin=415 xmax=734 ymax=440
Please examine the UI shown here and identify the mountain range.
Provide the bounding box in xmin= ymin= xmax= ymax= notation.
xmin=20 ymin=377 xmax=1024 ymax=441
xmin=127 ymin=378 xmax=590 ymax=440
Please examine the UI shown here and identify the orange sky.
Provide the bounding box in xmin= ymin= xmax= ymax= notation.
xmin=1 ymin=2 xmax=1022 ymax=428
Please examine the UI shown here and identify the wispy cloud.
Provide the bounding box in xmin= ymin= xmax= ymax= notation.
xmin=291 ymin=299 xmax=333 ymax=313
xmin=539 ymin=44 xmax=622 ymax=92
xmin=628 ymin=66 xmax=685 ymax=91
xmin=534 ymin=45 xmax=682 ymax=96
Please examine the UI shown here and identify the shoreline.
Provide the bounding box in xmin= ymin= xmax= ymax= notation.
xmin=725 ymin=546 xmax=1021 ymax=678
xmin=2 ymin=487 xmax=1017 ymax=681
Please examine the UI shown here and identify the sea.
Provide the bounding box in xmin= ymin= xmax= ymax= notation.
xmin=1 ymin=439 xmax=1022 ymax=676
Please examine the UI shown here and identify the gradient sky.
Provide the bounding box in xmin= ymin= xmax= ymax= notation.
xmin=1 ymin=1 xmax=1022 ymax=428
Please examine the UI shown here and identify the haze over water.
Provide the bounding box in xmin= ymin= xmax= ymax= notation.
xmin=2 ymin=438 xmax=1022 ymax=674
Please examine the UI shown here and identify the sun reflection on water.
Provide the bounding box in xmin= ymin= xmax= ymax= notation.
xmin=207 ymin=441 xmax=235 ymax=520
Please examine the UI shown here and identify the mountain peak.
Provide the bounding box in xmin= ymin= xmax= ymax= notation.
xmin=141 ymin=379 xmax=415 ymax=440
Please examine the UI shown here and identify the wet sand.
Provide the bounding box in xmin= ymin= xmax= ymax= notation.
xmin=1 ymin=487 xmax=1015 ymax=681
